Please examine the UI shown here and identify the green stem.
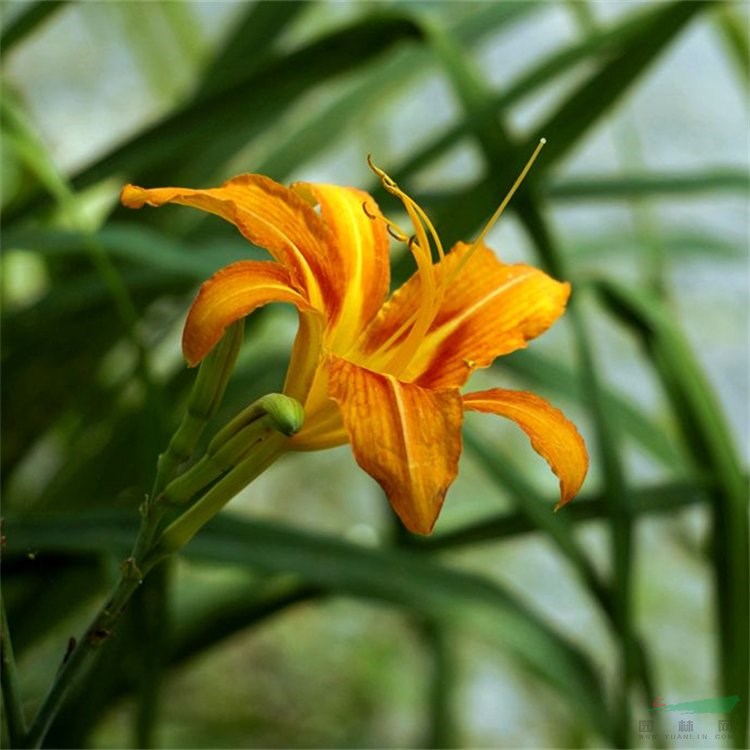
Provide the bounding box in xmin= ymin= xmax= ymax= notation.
xmin=1 ymin=588 xmax=27 ymax=746
xmin=154 ymin=430 xmax=288 ymax=559
xmin=22 ymin=547 xmax=152 ymax=749
xmin=157 ymin=392 xmax=304 ymax=508
xmin=20 ymin=437 xmax=278 ymax=748
xmin=20 ymin=390 xmax=301 ymax=748
xmin=133 ymin=562 xmax=170 ymax=750
xmin=422 ymin=620 xmax=457 ymax=749
xmin=151 ymin=321 xmax=245 ymax=496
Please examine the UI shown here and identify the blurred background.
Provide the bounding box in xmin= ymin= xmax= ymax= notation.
xmin=1 ymin=1 xmax=748 ymax=748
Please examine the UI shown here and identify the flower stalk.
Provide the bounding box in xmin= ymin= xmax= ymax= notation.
xmin=158 ymin=394 xmax=304 ymax=508
xmin=151 ymin=319 xmax=245 ymax=496
xmin=154 ymin=429 xmax=288 ymax=557
xmin=19 ymin=329 xmax=302 ymax=749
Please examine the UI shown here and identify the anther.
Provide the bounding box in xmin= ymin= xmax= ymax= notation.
xmin=362 ymin=201 xmax=377 ymax=220
xmin=367 ymin=154 xmax=398 ymax=191
xmin=387 ymin=224 xmax=408 ymax=242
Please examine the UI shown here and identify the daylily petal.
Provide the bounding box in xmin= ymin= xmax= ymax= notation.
xmin=357 ymin=242 xmax=570 ymax=388
xmin=121 ymin=176 xmax=336 ymax=311
xmin=183 ymin=260 xmax=317 ymax=367
xmin=328 ymin=356 xmax=463 ymax=535
xmin=463 ymin=389 xmax=588 ymax=508
xmin=293 ymin=182 xmax=390 ymax=352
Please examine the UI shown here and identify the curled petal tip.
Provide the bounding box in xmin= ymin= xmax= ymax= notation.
xmin=120 ymin=184 xmax=147 ymax=208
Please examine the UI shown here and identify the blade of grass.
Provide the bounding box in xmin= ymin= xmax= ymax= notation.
xmin=2 ymin=13 xmax=423 ymax=227
xmin=460 ymin=427 xmax=610 ymax=609
xmin=398 ymin=1 xmax=711 ymax=256
xmin=254 ymin=1 xmax=539 ymax=179
xmin=195 ymin=1 xmax=310 ymax=98
xmin=2 ymin=478 xmax=714 ymax=560
xmin=1 ymin=94 xmax=163 ymax=447
xmin=415 ymin=479 xmax=712 ymax=552
xmin=0 ymin=1 xmax=69 ymax=58
xmin=132 ymin=563 xmax=170 ymax=749
xmin=383 ymin=1 xmax=710 ymax=201
xmin=421 ymin=620 xmax=457 ymax=749
xmin=1 ymin=511 xmax=612 ymax=740
xmin=527 ymin=1 xmax=711 ymax=172
xmin=594 ymin=280 xmax=750 ymax=747
xmin=2 ymin=224 xmax=261 ymax=280
xmin=126 ymin=516 xmax=616 ymax=740
xmin=713 ymin=3 xmax=750 ymax=87
xmin=25 ymin=577 xmax=321 ymax=745
xmin=501 ymin=349 xmax=686 ymax=469
xmin=546 ymin=169 xmax=750 ymax=200
xmin=424 ymin=16 xmax=638 ymax=743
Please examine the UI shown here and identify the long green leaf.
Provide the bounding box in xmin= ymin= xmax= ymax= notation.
xmin=528 ymin=1 xmax=711 ymax=171
xmin=195 ymin=1 xmax=311 ymax=98
xmin=501 ymin=349 xmax=686 ymax=469
xmin=547 ymin=169 xmax=750 ymax=200
xmin=594 ymin=280 xmax=750 ymax=747
xmin=2 ymin=224 xmax=260 ymax=280
xmin=2 ymin=14 xmax=423 ymax=225
xmin=420 ymin=7 xmax=715 ymax=739
xmin=405 ymin=1 xmax=712 ymax=254
xmin=0 ymin=1 xmax=69 ymax=58
xmin=713 ymin=3 xmax=750 ymax=86
xmin=3 ymin=511 xmax=612 ymax=740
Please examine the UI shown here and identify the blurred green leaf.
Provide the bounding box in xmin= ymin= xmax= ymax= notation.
xmin=501 ymin=350 xmax=686 ymax=469
xmin=2 ymin=13 xmax=424 ymax=225
xmin=416 ymin=478 xmax=712 ymax=552
xmin=409 ymin=1 xmax=711 ymax=255
xmin=255 ymin=1 xmax=538 ymax=179
xmin=547 ymin=169 xmax=750 ymax=200
xmin=2 ymin=224 xmax=260 ymax=281
xmin=195 ymin=1 xmax=311 ymax=98
xmin=713 ymin=3 xmax=750 ymax=86
xmin=3 ymin=510 xmax=613 ymax=740
xmin=0 ymin=1 xmax=69 ymax=58
xmin=527 ymin=1 xmax=711 ymax=172
xmin=594 ymin=279 xmax=749 ymax=746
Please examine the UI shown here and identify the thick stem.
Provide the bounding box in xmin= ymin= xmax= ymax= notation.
xmin=151 ymin=320 xmax=244 ymax=497
xmin=22 ymin=551 xmax=151 ymax=749
xmin=154 ymin=430 xmax=287 ymax=559
xmin=20 ymin=401 xmax=300 ymax=748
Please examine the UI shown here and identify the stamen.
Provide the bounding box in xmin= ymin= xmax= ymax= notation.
xmin=362 ymin=200 xmax=377 ymax=220
xmin=362 ymin=143 xmax=546 ymax=378
xmin=474 ymin=138 xmax=546 ymax=248
xmin=445 ymin=138 xmax=547 ymax=286
xmin=367 ymin=156 xmax=443 ymax=374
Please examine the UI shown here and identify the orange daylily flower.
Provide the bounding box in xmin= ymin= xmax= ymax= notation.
xmin=121 ymin=159 xmax=588 ymax=534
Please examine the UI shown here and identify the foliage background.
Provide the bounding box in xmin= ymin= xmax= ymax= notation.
xmin=1 ymin=1 xmax=748 ymax=748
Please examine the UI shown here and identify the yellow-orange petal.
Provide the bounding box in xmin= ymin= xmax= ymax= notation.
xmin=357 ymin=242 xmax=570 ymax=388
xmin=182 ymin=260 xmax=316 ymax=367
xmin=463 ymin=389 xmax=588 ymax=508
xmin=293 ymin=182 xmax=390 ymax=352
xmin=328 ymin=355 xmax=464 ymax=535
xmin=121 ymin=176 xmax=336 ymax=311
